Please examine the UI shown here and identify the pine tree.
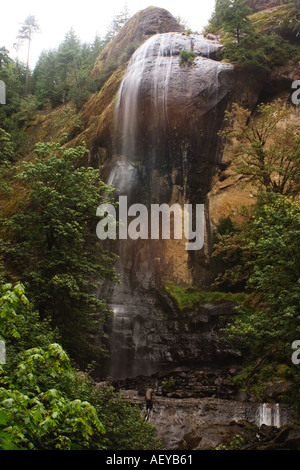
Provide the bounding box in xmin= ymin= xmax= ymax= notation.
xmin=15 ymin=16 xmax=40 ymax=95
xmin=210 ymin=0 xmax=253 ymax=42
xmin=105 ymin=4 xmax=131 ymax=41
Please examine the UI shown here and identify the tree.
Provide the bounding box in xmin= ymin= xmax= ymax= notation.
xmin=15 ymin=15 xmax=40 ymax=95
xmin=0 ymin=48 xmax=10 ymax=70
xmin=0 ymin=59 xmax=26 ymax=127
xmin=0 ymin=283 xmax=161 ymax=450
xmin=0 ymin=283 xmax=105 ymax=450
xmin=33 ymin=31 xmax=105 ymax=109
xmin=32 ymin=50 xmax=58 ymax=107
xmin=1 ymin=143 xmax=118 ymax=366
xmin=0 ymin=128 xmax=14 ymax=163
xmin=214 ymin=193 xmax=300 ymax=357
xmin=105 ymin=4 xmax=131 ymax=41
xmin=220 ymin=99 xmax=300 ymax=195
xmin=209 ymin=0 xmax=253 ymax=42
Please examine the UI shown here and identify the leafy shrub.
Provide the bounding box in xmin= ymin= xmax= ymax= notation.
xmin=179 ymin=49 xmax=196 ymax=65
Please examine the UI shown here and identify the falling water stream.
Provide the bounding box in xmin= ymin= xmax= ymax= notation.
xmin=257 ymin=403 xmax=287 ymax=428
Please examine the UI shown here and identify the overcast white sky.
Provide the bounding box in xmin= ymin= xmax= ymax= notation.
xmin=1 ymin=1 xmax=216 ymax=68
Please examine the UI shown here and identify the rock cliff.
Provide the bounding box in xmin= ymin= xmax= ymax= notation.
xmin=93 ymin=8 xmax=267 ymax=380
xmin=247 ymin=0 xmax=283 ymax=11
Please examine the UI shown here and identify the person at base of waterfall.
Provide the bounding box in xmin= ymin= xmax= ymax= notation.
xmin=145 ymin=388 xmax=155 ymax=416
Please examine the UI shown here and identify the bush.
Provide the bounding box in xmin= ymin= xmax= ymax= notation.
xmin=179 ymin=50 xmax=196 ymax=65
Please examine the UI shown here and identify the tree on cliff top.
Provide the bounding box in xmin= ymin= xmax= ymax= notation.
xmin=15 ymin=15 xmax=40 ymax=95
xmin=105 ymin=4 xmax=131 ymax=41
xmin=209 ymin=0 xmax=254 ymax=41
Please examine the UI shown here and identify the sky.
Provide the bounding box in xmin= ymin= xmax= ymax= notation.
xmin=1 ymin=0 xmax=216 ymax=68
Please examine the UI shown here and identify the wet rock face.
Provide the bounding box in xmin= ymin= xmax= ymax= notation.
xmin=109 ymin=32 xmax=236 ymax=289
xmin=98 ymin=31 xmax=240 ymax=381
xmin=114 ymin=32 xmax=235 ymax=198
xmin=95 ymin=11 xmax=263 ymax=381
xmin=99 ymin=296 xmax=241 ymax=380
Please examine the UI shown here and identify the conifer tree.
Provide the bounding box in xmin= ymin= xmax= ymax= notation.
xmin=15 ymin=15 xmax=40 ymax=95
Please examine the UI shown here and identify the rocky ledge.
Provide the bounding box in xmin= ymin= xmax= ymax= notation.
xmin=115 ymin=390 xmax=296 ymax=450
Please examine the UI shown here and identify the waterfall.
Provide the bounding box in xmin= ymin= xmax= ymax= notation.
xmin=114 ymin=32 xmax=177 ymax=162
xmin=100 ymin=32 xmax=234 ymax=379
xmin=257 ymin=403 xmax=286 ymax=428
xmin=113 ymin=32 xmax=226 ymax=164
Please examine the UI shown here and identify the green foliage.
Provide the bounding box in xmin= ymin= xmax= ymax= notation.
xmin=14 ymin=94 xmax=39 ymax=125
xmin=0 ymin=283 xmax=104 ymax=450
xmin=208 ymin=0 xmax=254 ymax=42
xmin=179 ymin=49 xmax=196 ymax=65
xmin=220 ymin=100 xmax=300 ymax=195
xmin=33 ymin=29 xmax=105 ymax=109
xmin=0 ymin=352 xmax=105 ymax=450
xmin=216 ymin=434 xmax=245 ymax=450
xmin=15 ymin=15 xmax=40 ymax=44
xmin=207 ymin=0 xmax=300 ymax=71
xmin=94 ymin=60 xmax=119 ymax=90
xmin=91 ymin=385 xmax=161 ymax=450
xmin=105 ymin=5 xmax=131 ymax=42
xmin=0 ymin=283 xmax=160 ymax=450
xmin=0 ymin=56 xmax=26 ymax=116
xmin=230 ymin=360 xmax=299 ymax=402
xmin=216 ymin=216 xmax=239 ymax=236
xmin=15 ymin=15 xmax=40 ymax=96
xmin=219 ymin=32 xmax=300 ymax=71
xmin=214 ymin=193 xmax=300 ymax=357
xmin=1 ymin=142 xmax=118 ymax=366
xmin=161 ymin=377 xmax=176 ymax=394
xmin=0 ymin=282 xmax=29 ymax=341
xmin=0 ymin=128 xmax=15 ymax=163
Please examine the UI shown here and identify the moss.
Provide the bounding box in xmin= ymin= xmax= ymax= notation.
xmin=164 ymin=280 xmax=245 ymax=311
xmin=250 ymin=5 xmax=294 ymax=34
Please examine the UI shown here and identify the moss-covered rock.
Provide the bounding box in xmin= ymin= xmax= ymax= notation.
xmin=247 ymin=0 xmax=286 ymax=12
xmin=250 ymin=4 xmax=300 ymax=43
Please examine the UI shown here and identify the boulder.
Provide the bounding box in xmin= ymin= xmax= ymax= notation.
xmin=92 ymin=7 xmax=183 ymax=80
xmin=262 ymin=380 xmax=293 ymax=401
